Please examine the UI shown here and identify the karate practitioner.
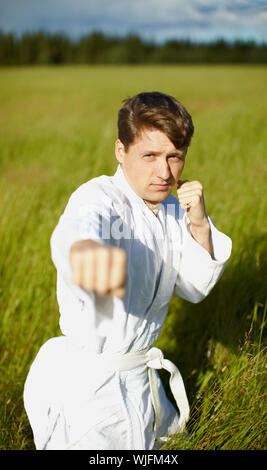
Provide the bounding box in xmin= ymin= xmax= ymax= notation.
xmin=24 ymin=91 xmax=232 ymax=450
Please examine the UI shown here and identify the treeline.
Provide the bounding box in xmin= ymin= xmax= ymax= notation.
xmin=1 ymin=31 xmax=267 ymax=65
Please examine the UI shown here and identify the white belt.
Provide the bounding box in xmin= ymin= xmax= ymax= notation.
xmin=104 ymin=346 xmax=190 ymax=432
xmin=42 ymin=345 xmax=189 ymax=449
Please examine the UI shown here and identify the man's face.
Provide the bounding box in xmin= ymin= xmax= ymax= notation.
xmin=115 ymin=128 xmax=186 ymax=204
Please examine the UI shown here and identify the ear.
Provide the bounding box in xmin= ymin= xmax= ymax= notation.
xmin=115 ymin=139 xmax=126 ymax=164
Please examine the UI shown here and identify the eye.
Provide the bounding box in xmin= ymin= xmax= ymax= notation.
xmin=169 ymin=154 xmax=184 ymax=161
xmin=143 ymin=154 xmax=155 ymax=160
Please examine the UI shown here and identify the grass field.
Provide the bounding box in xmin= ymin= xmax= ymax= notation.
xmin=0 ymin=65 xmax=266 ymax=450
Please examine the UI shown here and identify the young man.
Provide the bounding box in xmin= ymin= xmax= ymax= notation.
xmin=24 ymin=92 xmax=232 ymax=450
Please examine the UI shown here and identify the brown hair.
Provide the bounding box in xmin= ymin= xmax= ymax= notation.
xmin=118 ymin=91 xmax=194 ymax=151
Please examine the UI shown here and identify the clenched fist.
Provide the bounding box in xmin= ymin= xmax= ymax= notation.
xmin=177 ymin=180 xmax=214 ymax=258
xmin=69 ymin=239 xmax=127 ymax=298
xmin=177 ymin=179 xmax=208 ymax=227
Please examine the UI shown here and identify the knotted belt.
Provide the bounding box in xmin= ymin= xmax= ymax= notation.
xmin=102 ymin=346 xmax=190 ymax=432
xmin=41 ymin=344 xmax=190 ymax=449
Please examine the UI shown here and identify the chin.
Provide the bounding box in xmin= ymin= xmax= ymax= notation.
xmin=155 ymin=188 xmax=172 ymax=199
xmin=146 ymin=192 xmax=171 ymax=204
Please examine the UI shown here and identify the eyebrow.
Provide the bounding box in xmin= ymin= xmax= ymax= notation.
xmin=141 ymin=150 xmax=184 ymax=157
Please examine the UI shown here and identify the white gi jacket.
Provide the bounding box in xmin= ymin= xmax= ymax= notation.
xmin=24 ymin=165 xmax=232 ymax=450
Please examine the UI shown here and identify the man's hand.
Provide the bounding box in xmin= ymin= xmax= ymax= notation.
xmin=69 ymin=239 xmax=127 ymax=298
xmin=177 ymin=180 xmax=214 ymax=258
xmin=177 ymin=180 xmax=208 ymax=226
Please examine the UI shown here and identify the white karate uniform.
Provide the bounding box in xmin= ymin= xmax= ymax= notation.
xmin=24 ymin=165 xmax=232 ymax=450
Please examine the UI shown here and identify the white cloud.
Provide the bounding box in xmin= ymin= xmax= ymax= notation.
xmin=0 ymin=0 xmax=266 ymax=42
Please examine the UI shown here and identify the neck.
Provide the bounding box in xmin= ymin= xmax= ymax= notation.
xmin=143 ymin=199 xmax=161 ymax=216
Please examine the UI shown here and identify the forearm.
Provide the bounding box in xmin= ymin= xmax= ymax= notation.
xmin=190 ymin=219 xmax=215 ymax=259
xmin=174 ymin=215 xmax=232 ymax=303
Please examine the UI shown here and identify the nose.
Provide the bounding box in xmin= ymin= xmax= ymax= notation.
xmin=157 ymin=159 xmax=171 ymax=181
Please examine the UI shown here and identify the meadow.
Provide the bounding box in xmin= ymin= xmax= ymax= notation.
xmin=0 ymin=65 xmax=266 ymax=450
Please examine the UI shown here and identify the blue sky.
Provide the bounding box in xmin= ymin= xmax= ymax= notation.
xmin=0 ymin=0 xmax=266 ymax=43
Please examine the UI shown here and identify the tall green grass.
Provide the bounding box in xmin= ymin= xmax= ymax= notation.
xmin=0 ymin=65 xmax=266 ymax=449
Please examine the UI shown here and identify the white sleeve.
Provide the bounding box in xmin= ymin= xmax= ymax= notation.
xmin=50 ymin=188 xmax=116 ymax=351
xmin=50 ymin=187 xmax=107 ymax=294
xmin=173 ymin=214 xmax=232 ymax=303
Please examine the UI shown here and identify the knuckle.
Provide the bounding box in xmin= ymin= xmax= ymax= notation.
xmin=112 ymin=287 xmax=125 ymax=298
xmin=97 ymin=286 xmax=109 ymax=296
xmin=96 ymin=246 xmax=110 ymax=260
xmin=114 ymin=247 xmax=127 ymax=262
xmin=79 ymin=277 xmax=89 ymax=290
xmin=85 ymin=247 xmax=96 ymax=261
xmin=69 ymin=249 xmax=80 ymax=262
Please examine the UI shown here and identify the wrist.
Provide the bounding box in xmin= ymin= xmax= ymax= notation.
xmin=189 ymin=219 xmax=214 ymax=259
xmin=189 ymin=217 xmax=210 ymax=234
xmin=190 ymin=225 xmax=210 ymax=245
